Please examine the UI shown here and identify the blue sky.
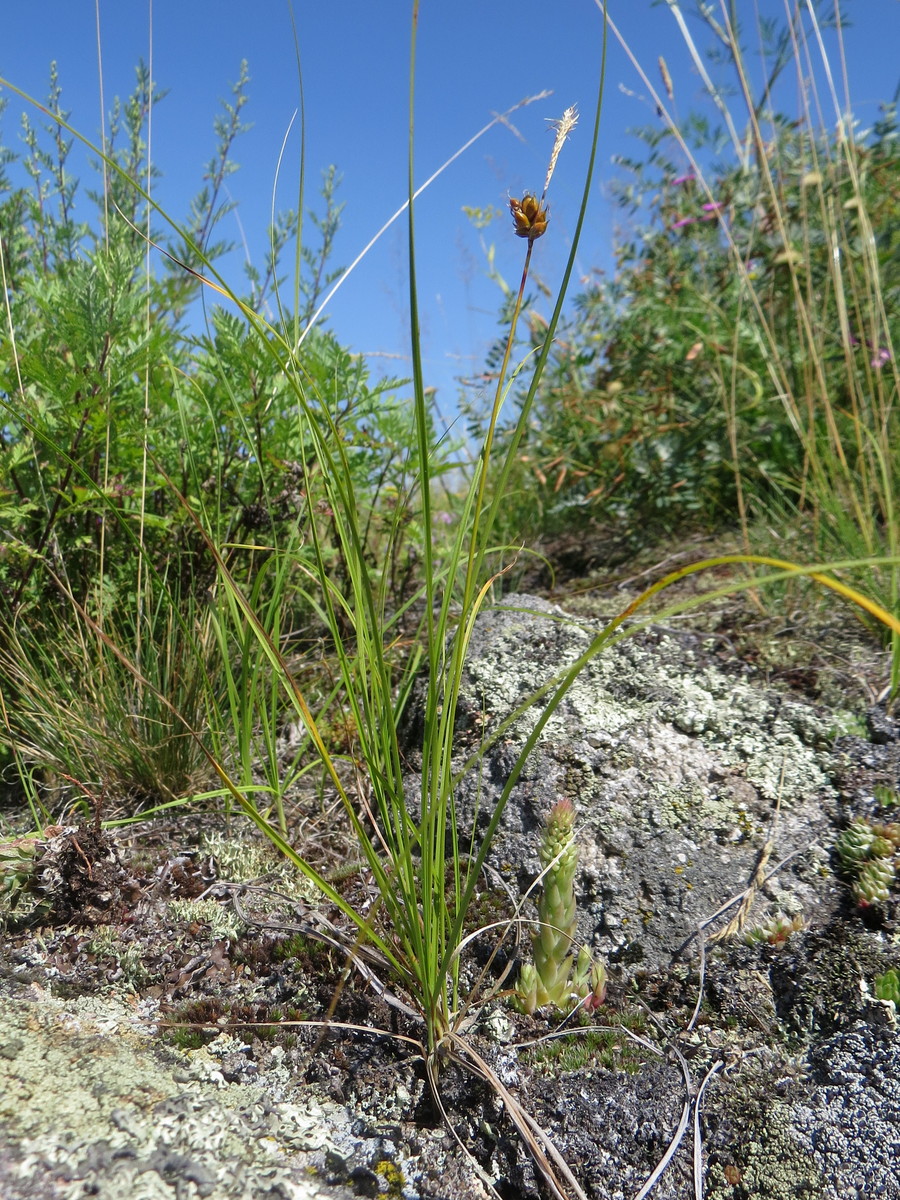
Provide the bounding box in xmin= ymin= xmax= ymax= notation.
xmin=1 ymin=2 xmax=898 ymax=416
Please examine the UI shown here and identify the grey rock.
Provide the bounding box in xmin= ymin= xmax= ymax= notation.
xmin=444 ymin=595 xmax=843 ymax=972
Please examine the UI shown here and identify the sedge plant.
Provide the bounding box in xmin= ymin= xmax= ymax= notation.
xmin=5 ymin=9 xmax=900 ymax=1197
xmin=261 ymin=100 xmax=595 ymax=1057
xmin=1 ymin=13 xmax=610 ymax=1080
xmin=191 ymin=0 xmax=900 ymax=1079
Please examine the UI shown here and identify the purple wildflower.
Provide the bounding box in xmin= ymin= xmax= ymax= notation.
xmin=671 ymin=216 xmax=697 ymax=229
xmin=672 ymin=173 xmax=696 ymax=185
xmin=870 ymin=347 xmax=892 ymax=370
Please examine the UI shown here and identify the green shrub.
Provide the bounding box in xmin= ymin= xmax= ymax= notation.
xmin=0 ymin=65 xmax=426 ymax=816
xmin=469 ymin=1 xmax=899 ymax=645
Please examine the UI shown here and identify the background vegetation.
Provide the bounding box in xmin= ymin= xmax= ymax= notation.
xmin=0 ymin=64 xmax=446 ymax=815
xmin=1 ymin=2 xmax=897 ymax=824
xmin=468 ymin=5 xmax=898 ymax=631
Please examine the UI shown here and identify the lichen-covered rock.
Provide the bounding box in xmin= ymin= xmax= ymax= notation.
xmin=444 ymin=595 xmax=847 ymax=972
xmin=0 ymin=982 xmax=490 ymax=1200
xmin=0 ymin=984 xmax=360 ymax=1200
xmin=790 ymin=1022 xmax=900 ymax=1196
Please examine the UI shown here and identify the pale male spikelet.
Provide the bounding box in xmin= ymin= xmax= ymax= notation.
xmin=658 ymin=56 xmax=674 ymax=103
xmin=542 ymin=105 xmax=578 ymax=199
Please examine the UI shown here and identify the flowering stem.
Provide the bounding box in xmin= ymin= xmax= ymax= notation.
xmin=462 ymin=239 xmax=534 ymax=598
xmin=462 ymin=110 xmax=576 ymax=594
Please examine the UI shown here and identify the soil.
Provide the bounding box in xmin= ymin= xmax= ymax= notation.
xmin=2 ymin=539 xmax=900 ymax=1200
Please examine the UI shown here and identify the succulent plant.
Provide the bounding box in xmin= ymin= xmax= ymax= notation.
xmin=853 ymin=857 xmax=896 ymax=907
xmin=835 ymin=820 xmax=880 ymax=869
xmin=874 ymin=968 xmax=900 ymax=1005
xmin=870 ymin=834 xmax=896 ymax=859
xmin=516 ymin=800 xmax=607 ymax=1015
xmin=875 ymin=822 xmax=900 ymax=849
xmin=571 ymin=944 xmax=608 ymax=1012
xmin=873 ymin=785 xmax=900 ymax=809
xmin=835 ymin=817 xmax=899 ymax=909
xmin=743 ymin=912 xmax=805 ymax=947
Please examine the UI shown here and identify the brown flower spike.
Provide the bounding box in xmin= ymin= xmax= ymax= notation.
xmin=509 ymin=193 xmax=549 ymax=241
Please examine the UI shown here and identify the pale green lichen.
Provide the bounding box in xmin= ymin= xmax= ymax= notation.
xmin=201 ymin=830 xmax=320 ymax=908
xmin=87 ymin=927 xmax=151 ymax=987
xmin=167 ymin=897 xmax=243 ymax=942
xmin=706 ymin=1097 xmax=822 ymax=1200
xmin=202 ymin=831 xmax=285 ymax=882
xmin=647 ymin=782 xmax=761 ymax=835
xmin=0 ymin=990 xmax=346 ymax=1199
xmin=467 ymin=603 xmax=838 ymax=815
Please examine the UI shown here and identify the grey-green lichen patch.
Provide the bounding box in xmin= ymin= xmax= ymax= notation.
xmin=0 ymin=979 xmax=493 ymax=1200
xmin=0 ymin=985 xmax=375 ymax=1200
xmin=465 ymin=596 xmax=837 ymax=806
xmin=706 ymin=1101 xmax=822 ymax=1200
xmin=645 ymin=781 xmax=739 ymax=832
xmin=702 ymin=1021 xmax=900 ymax=1200
xmin=86 ymin=926 xmax=152 ymax=989
xmin=697 ymin=1045 xmax=822 ymax=1200
xmin=201 ymin=830 xmax=317 ymax=898
xmin=462 ymin=603 xmax=642 ymax=745
xmin=455 ymin=596 xmax=849 ymax=970
xmin=199 ymin=830 xmax=324 ymax=919
xmin=201 ymin=830 xmax=282 ymax=882
xmin=166 ymin=898 xmax=244 ymax=943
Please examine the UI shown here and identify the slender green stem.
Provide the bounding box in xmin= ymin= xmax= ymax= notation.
xmin=465 ymin=241 xmax=535 ymax=593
